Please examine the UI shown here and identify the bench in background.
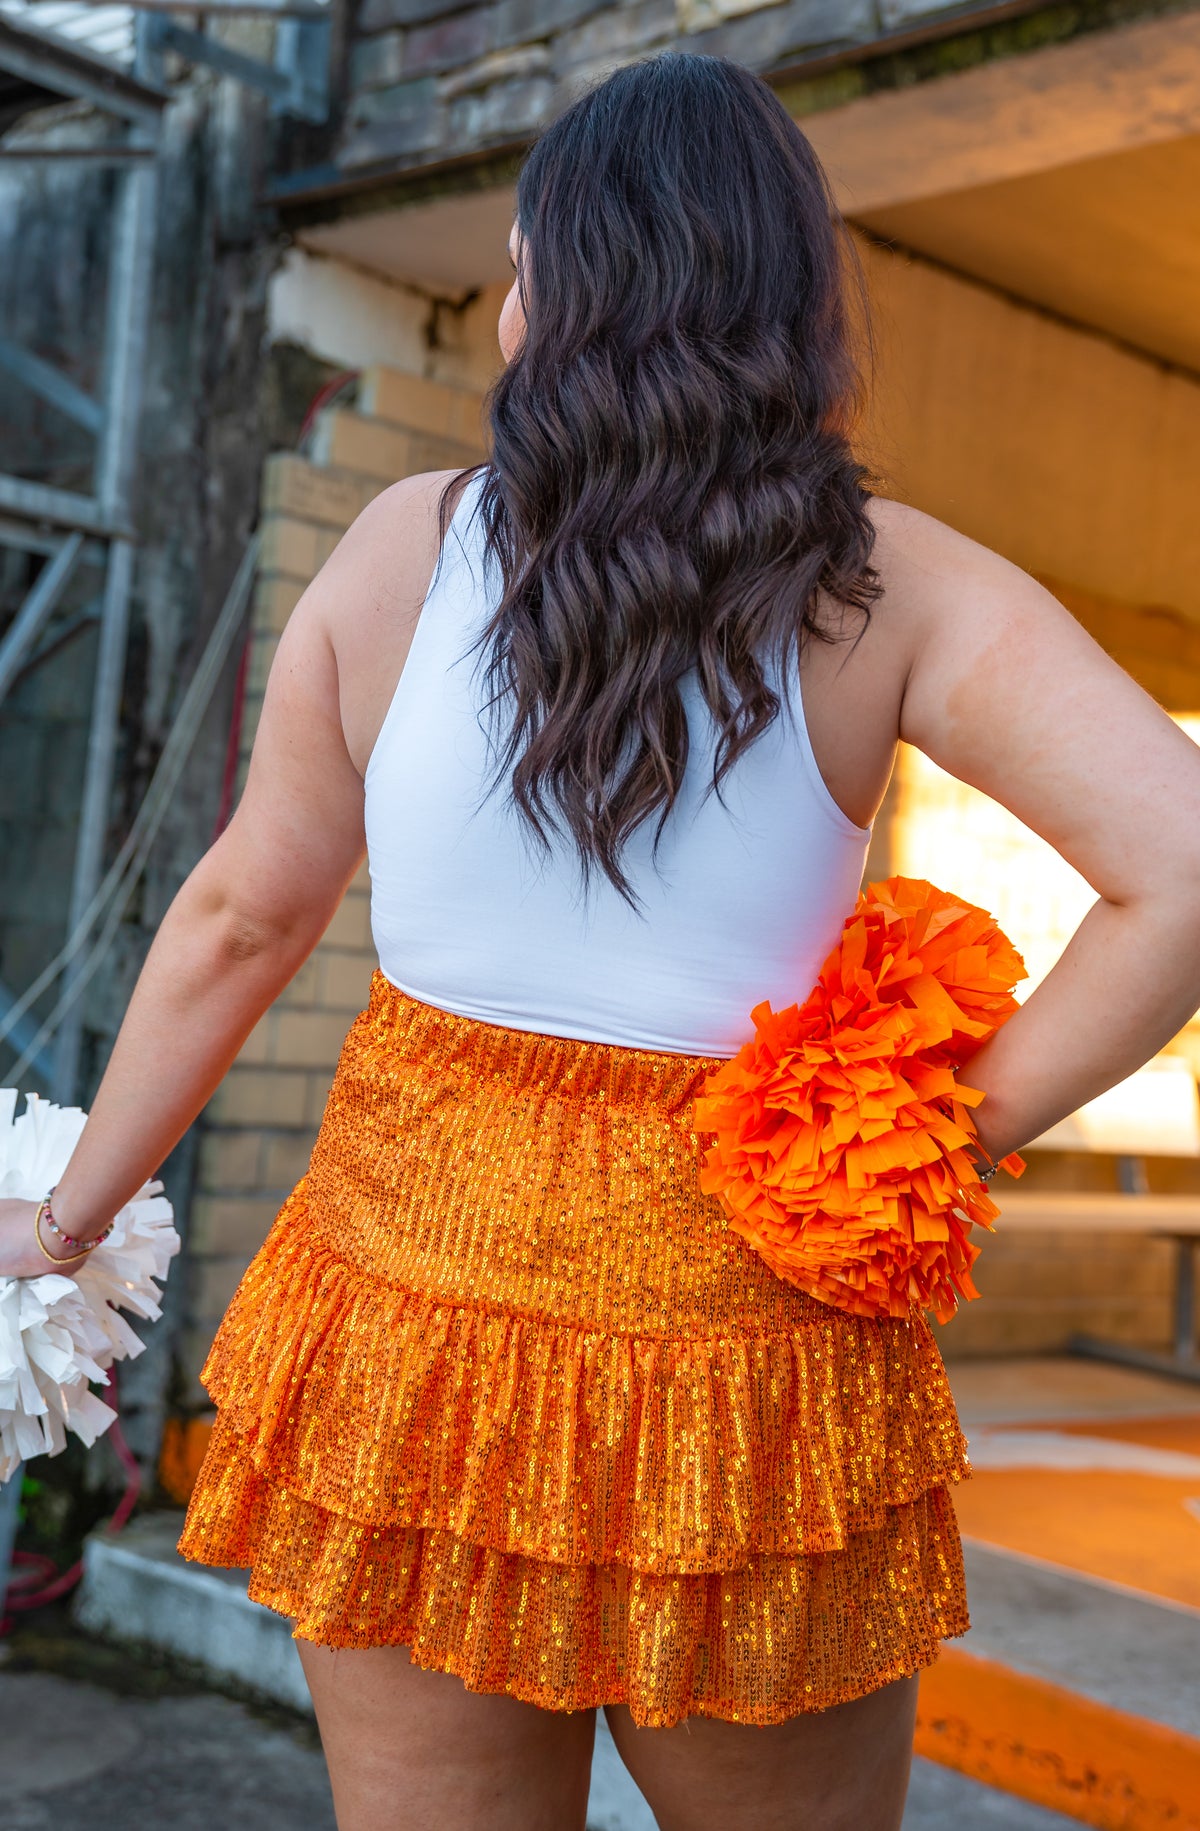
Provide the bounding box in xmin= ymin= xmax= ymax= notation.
xmin=996 ymin=1059 xmax=1200 ymax=1384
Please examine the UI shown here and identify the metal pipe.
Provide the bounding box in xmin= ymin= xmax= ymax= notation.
xmin=0 ymin=1465 xmax=21 ymax=1626
xmin=0 ymin=516 xmax=85 ymax=557
xmin=120 ymin=0 xmax=330 ymax=14
xmin=0 ymin=145 xmax=156 ymax=163
xmin=0 ymin=340 xmax=101 ymax=434
xmin=0 ymin=531 xmax=83 ymax=703
xmin=0 ymin=19 xmax=166 ymax=126
xmin=153 ymin=19 xmax=294 ymax=104
xmin=0 ymin=473 xmax=125 ymax=537
xmin=0 ymin=515 xmax=106 ymax=562
xmin=94 ymin=149 xmax=158 ymax=524
xmin=1174 ymin=1238 xmax=1197 ymax=1364
xmin=49 ymin=48 xmax=162 ymax=1102
xmin=51 ymin=539 xmax=135 ymax=1101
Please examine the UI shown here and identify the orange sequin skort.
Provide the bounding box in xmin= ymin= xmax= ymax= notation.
xmin=178 ymin=972 xmax=971 ymax=1727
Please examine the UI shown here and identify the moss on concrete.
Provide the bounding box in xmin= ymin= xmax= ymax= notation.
xmin=779 ymin=0 xmax=1200 ymax=118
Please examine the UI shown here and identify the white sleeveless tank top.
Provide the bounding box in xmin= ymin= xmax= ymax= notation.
xmin=364 ymin=470 xmax=872 ymax=1057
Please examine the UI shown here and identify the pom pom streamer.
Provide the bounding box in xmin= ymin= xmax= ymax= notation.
xmin=0 ymin=1091 xmax=179 ymax=1483
xmin=695 ymin=878 xmax=1027 ymax=1324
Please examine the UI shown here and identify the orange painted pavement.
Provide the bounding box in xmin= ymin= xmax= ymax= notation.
xmin=954 ymin=1469 xmax=1200 ymax=1609
xmin=1040 ymin=1414 xmax=1200 ymax=1456
xmin=917 ymin=1646 xmax=1200 ymax=1831
xmin=955 ymin=1409 xmax=1200 ymax=1610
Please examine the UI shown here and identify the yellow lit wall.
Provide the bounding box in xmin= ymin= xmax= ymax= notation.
xmin=855 ymin=241 xmax=1200 ymax=1355
xmin=890 ymin=715 xmax=1200 ymax=1004
xmin=856 ymin=236 xmax=1200 ymax=621
xmin=857 ymin=238 xmax=1200 ymax=1047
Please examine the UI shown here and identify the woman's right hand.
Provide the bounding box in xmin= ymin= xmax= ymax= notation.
xmin=0 ymin=1197 xmax=84 ymax=1281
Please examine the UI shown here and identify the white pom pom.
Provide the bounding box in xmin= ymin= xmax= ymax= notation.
xmin=0 ymin=1092 xmax=180 ymax=1483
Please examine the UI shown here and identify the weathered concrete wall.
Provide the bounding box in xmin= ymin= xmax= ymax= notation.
xmin=334 ymin=0 xmax=928 ymax=173
xmin=332 ymin=0 xmax=1193 ymax=179
xmin=269 ymin=243 xmax=508 ymax=391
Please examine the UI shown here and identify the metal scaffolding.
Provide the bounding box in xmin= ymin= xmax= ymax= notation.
xmin=0 ymin=9 xmax=164 ymax=1099
xmin=0 ymin=0 xmax=333 ymax=1611
xmin=0 ymin=1 xmax=331 ymax=1102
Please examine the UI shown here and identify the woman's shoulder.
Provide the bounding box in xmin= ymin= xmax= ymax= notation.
xmin=297 ymin=467 xmax=477 ymax=774
xmin=865 ymin=493 xmax=1008 ymax=576
xmin=314 ymin=468 xmax=475 ymax=645
xmin=863 ymin=494 xmax=1046 ymax=624
xmin=331 ymin=467 xmax=474 ymax=595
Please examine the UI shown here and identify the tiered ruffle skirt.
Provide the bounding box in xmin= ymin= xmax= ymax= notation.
xmin=178 ymin=972 xmax=971 ymax=1726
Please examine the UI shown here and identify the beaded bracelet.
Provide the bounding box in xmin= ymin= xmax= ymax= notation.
xmin=33 ymin=1187 xmax=114 ymax=1265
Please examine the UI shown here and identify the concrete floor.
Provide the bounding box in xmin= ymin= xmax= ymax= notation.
xmin=0 ymin=1661 xmax=1080 ymax=1831
xmin=949 ymin=1353 xmax=1200 ymax=1426
xmin=8 ymin=1352 xmax=1198 ymax=1830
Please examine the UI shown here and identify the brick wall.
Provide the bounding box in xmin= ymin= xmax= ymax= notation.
xmin=172 ymin=368 xmax=487 ymax=1439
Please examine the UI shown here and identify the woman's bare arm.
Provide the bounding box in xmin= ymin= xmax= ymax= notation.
xmin=39 ymin=583 xmax=366 ymax=1247
xmin=888 ymin=503 xmax=1200 ymax=1161
xmin=0 ymin=473 xmax=450 ymax=1272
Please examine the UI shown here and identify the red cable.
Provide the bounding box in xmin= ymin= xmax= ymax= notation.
xmin=298 ymin=368 xmax=359 ymax=448
xmin=0 ymin=1368 xmax=141 ymax=1636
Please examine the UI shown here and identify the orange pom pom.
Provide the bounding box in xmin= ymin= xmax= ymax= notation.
xmin=695 ymin=878 xmax=1027 ymax=1323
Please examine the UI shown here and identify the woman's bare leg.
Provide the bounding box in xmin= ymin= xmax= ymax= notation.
xmin=298 ymin=1642 xmax=597 ymax=1831
xmin=604 ymin=1673 xmax=919 ymax=1831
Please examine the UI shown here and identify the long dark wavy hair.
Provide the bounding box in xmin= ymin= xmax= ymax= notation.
xmin=460 ymin=52 xmax=880 ymax=900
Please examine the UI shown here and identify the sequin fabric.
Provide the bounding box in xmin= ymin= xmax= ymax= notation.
xmin=178 ymin=973 xmax=971 ymax=1727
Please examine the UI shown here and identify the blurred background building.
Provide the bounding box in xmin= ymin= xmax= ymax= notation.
xmin=1 ymin=0 xmax=1199 ymax=1489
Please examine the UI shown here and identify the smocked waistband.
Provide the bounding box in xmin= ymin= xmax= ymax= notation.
xmin=361 ymin=969 xmax=722 ymax=1114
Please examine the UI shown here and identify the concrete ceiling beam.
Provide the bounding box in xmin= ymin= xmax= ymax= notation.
xmin=798 ymin=7 xmax=1200 ymax=214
